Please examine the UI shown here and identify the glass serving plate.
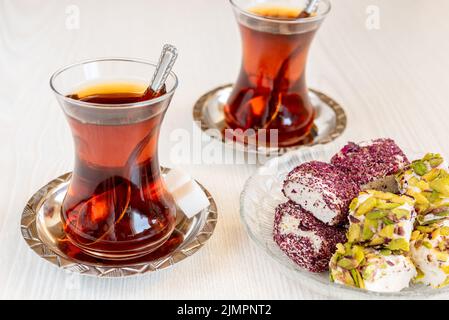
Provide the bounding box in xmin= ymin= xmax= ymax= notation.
xmin=240 ymin=143 xmax=449 ymax=299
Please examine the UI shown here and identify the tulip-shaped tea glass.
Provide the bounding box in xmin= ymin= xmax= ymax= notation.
xmin=51 ymin=58 xmax=178 ymax=260
xmin=225 ymin=0 xmax=331 ymax=147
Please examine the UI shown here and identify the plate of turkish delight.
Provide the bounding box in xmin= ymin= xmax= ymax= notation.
xmin=240 ymin=138 xmax=449 ymax=298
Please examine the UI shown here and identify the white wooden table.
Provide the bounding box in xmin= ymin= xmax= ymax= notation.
xmin=2 ymin=0 xmax=449 ymax=299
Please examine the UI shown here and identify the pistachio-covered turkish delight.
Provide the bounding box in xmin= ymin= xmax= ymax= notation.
xmin=347 ymin=190 xmax=416 ymax=252
xmin=410 ymin=219 xmax=449 ymax=288
xmin=329 ymin=243 xmax=416 ymax=292
xmin=397 ymin=153 xmax=449 ymax=215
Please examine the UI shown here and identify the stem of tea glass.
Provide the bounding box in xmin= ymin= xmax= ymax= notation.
xmin=148 ymin=44 xmax=178 ymax=96
xmin=265 ymin=0 xmax=320 ymax=129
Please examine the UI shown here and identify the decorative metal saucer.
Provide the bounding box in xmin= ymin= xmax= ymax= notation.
xmin=193 ymin=84 xmax=347 ymax=156
xmin=20 ymin=168 xmax=218 ymax=278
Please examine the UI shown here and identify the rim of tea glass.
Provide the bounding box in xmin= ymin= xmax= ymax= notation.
xmin=229 ymin=0 xmax=331 ymax=24
xmin=49 ymin=57 xmax=179 ymax=110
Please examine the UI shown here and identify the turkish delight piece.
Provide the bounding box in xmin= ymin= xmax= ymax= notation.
xmin=397 ymin=153 xmax=449 ymax=215
xmin=331 ymin=139 xmax=409 ymax=193
xmin=273 ymin=201 xmax=346 ymax=273
xmin=410 ymin=220 xmax=449 ymax=288
xmin=283 ymin=161 xmax=360 ymax=226
xmin=329 ymin=243 xmax=416 ymax=293
xmin=347 ymin=190 xmax=416 ymax=252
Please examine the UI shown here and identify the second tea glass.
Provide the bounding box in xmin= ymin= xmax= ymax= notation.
xmin=225 ymin=0 xmax=331 ymax=147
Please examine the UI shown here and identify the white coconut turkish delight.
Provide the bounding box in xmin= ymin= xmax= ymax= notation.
xmin=282 ymin=161 xmax=360 ymax=226
xmin=329 ymin=243 xmax=416 ymax=292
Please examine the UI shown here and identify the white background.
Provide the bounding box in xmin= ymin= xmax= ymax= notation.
xmin=1 ymin=0 xmax=449 ymax=299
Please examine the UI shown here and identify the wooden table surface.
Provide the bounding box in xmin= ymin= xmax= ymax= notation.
xmin=2 ymin=0 xmax=449 ymax=299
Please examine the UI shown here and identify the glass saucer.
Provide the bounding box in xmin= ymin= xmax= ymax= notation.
xmin=240 ymin=143 xmax=449 ymax=298
xmin=20 ymin=168 xmax=218 ymax=278
xmin=193 ymin=84 xmax=347 ymax=156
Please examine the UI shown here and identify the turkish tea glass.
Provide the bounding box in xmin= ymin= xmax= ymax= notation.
xmin=225 ymin=0 xmax=331 ymax=147
xmin=50 ymin=58 xmax=178 ymax=260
